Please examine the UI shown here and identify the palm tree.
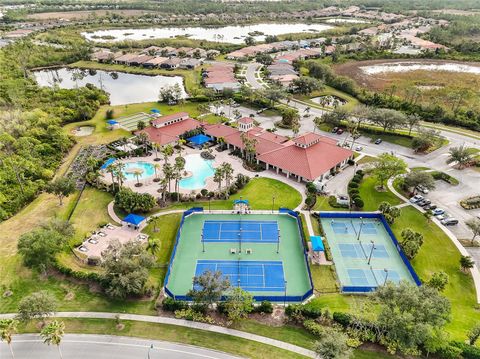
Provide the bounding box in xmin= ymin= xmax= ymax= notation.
xmin=132 ymin=168 xmax=143 ymax=187
xmin=113 ymin=162 xmax=126 ymax=188
xmin=460 ymin=255 xmax=474 ymax=273
xmin=161 ymin=144 xmax=174 ymax=165
xmin=163 ymin=163 xmax=174 ymax=193
xmin=446 ymin=145 xmax=474 ymax=169
xmin=176 ymin=139 xmax=187 ymax=157
xmin=222 ymin=163 xmax=234 ymax=199
xmin=159 ymin=176 xmax=168 ymax=202
xmin=313 ymin=116 xmax=323 ymax=134
xmin=213 ymin=167 xmax=224 ymax=193
xmin=137 ymin=132 xmax=150 ymax=154
xmin=153 ymin=163 xmax=161 ymax=182
xmin=152 ymin=143 xmax=161 ymax=161
xmin=0 ymin=319 xmax=18 ymax=359
xmin=174 ymin=157 xmax=186 ymax=200
xmin=146 ymin=238 xmax=160 ymax=257
xmin=40 ymin=320 xmax=65 ymax=359
xmin=106 ymin=164 xmax=117 ymax=191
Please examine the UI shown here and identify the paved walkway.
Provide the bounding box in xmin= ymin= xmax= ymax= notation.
xmin=107 ymin=201 xmax=122 ymax=224
xmin=0 ymin=312 xmax=316 ymax=358
xmin=387 ymin=176 xmax=480 ymax=304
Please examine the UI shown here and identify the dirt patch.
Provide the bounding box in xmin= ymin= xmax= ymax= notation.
xmin=26 ymin=10 xmax=155 ymax=21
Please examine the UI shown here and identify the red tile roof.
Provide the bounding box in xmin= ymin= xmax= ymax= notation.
xmin=293 ymin=132 xmax=322 ymax=146
xmin=238 ymin=117 xmax=254 ymax=124
xmin=203 ymin=123 xmax=239 ymax=138
xmin=136 ymin=118 xmax=200 ymax=145
xmin=257 ymin=140 xmax=353 ymax=181
xmin=151 ymin=112 xmax=189 ymax=126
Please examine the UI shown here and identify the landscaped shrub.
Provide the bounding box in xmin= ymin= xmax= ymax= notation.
xmin=162 ymin=297 xmax=188 ymax=312
xmin=106 ymin=109 xmax=114 ymax=119
xmin=174 ymin=308 xmax=215 ymax=324
xmin=200 ymin=189 xmax=209 ymax=197
xmin=460 ymin=196 xmax=480 ymax=210
xmin=436 ymin=345 xmax=463 ymax=359
xmin=303 ymin=319 xmax=324 ymax=336
xmin=328 ymin=195 xmax=338 ymax=207
xmin=451 ymin=341 xmax=480 ymax=359
xmin=253 ymin=300 xmax=273 ymax=314
xmin=285 ymin=304 xmax=321 ymax=320
xmin=354 ymin=197 xmax=364 ymax=208
xmin=356 ymin=169 xmax=364 ymax=176
xmin=333 ymin=312 xmax=352 ymax=328
xmin=348 ymin=182 xmax=359 ymax=189
xmin=348 ymin=188 xmax=359 ymax=196
xmin=305 ymin=194 xmax=316 ymax=209
xmin=431 ymin=171 xmax=459 ymax=185
xmin=350 ymin=177 xmax=360 ymax=184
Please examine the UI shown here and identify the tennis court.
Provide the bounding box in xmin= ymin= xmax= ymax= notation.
xmin=202 ymin=220 xmax=279 ymax=243
xmin=164 ymin=210 xmax=313 ymax=301
xmin=195 ymin=260 xmax=285 ymax=291
xmin=320 ymin=213 xmax=421 ymax=292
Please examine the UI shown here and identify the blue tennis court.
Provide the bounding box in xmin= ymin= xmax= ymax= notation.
xmin=347 ymin=268 xmax=401 ymax=287
xmin=202 ymin=220 xmax=279 ymax=243
xmin=338 ymin=243 xmax=389 ymax=259
xmin=331 ymin=220 xmax=378 ymax=235
xmin=195 ymin=260 xmax=285 ymax=291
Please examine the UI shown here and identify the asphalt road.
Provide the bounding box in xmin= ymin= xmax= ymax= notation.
xmin=1 ymin=334 xmax=244 ymax=359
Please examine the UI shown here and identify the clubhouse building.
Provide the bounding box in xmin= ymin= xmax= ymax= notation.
xmin=136 ymin=113 xmax=353 ymax=183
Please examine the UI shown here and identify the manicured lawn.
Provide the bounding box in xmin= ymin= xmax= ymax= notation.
xmin=358 ymin=175 xmax=403 ymax=211
xmin=20 ymin=318 xmax=308 ymax=359
xmin=356 ymin=155 xmax=377 ymax=165
xmin=313 ymin=195 xmax=349 ymax=211
xmin=361 ymin=131 xmax=413 ymax=148
xmin=391 ymin=206 xmax=478 ymax=339
xmin=200 ymin=113 xmax=229 ymax=124
xmin=311 ymin=265 xmax=339 ymax=293
xmin=155 ymin=177 xmax=303 ymax=212
xmin=293 ymin=85 xmax=360 ymax=112
xmin=411 ymin=166 xmax=430 ymax=171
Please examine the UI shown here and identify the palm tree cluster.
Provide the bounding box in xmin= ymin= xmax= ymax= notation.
xmin=213 ymin=162 xmax=235 ymax=198
xmin=106 ymin=162 xmax=126 ymax=190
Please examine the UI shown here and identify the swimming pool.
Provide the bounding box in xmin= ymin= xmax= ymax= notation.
xmin=179 ymin=154 xmax=215 ymax=190
xmin=123 ymin=161 xmax=155 ymax=181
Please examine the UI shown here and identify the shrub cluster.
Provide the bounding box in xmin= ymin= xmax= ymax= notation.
xmin=348 ymin=170 xmax=365 ymax=209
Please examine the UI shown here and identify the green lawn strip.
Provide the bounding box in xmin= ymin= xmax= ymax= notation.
xmin=293 ymin=85 xmax=359 ymax=112
xmin=356 ymin=155 xmax=377 ymax=165
xmin=411 ymin=166 xmax=430 ymax=171
xmin=311 ymin=265 xmax=339 ymax=293
xmin=313 ymin=195 xmax=349 ymax=211
xmin=69 ymin=60 xmax=204 ymax=95
xmin=421 ymin=121 xmax=480 ymax=141
xmin=310 ymin=215 xmax=321 ymax=235
xmin=358 ymin=176 xmax=402 ymax=211
xmin=153 ymin=178 xmax=303 ymax=213
xmin=391 ymin=206 xmax=478 ymax=339
xmin=200 ymin=113 xmax=229 ymax=124
xmin=18 ymin=318 xmax=308 ymax=359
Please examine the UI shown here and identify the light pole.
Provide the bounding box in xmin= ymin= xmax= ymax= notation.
xmin=272 ymin=195 xmax=276 ymax=213
xmin=202 ymin=233 xmax=205 ymax=253
xmin=383 ymin=268 xmax=389 ymax=285
xmin=284 ymin=280 xmax=288 ymax=306
xmin=147 ymin=344 xmax=154 ymax=359
xmin=356 ymin=217 xmax=363 ymax=242
xmin=367 ymin=240 xmax=375 ymax=265
xmin=208 ymin=197 xmax=211 ymax=213
xmin=277 ymin=230 xmax=280 ymax=254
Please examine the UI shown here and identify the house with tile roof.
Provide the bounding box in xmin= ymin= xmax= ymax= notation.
xmin=203 ymin=120 xmax=353 ymax=182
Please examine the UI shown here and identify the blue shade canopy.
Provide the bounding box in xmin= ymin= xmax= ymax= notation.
xmin=100 ymin=157 xmax=116 ymax=170
xmin=188 ymin=134 xmax=212 ymax=146
xmin=107 ymin=120 xmax=118 ymax=125
xmin=123 ymin=213 xmax=146 ymax=226
xmin=151 ymin=109 xmax=160 ymax=113
xmin=233 ymin=199 xmax=249 ymax=205
xmin=311 ymin=236 xmax=324 ymax=251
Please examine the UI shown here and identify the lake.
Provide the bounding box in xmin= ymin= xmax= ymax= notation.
xmin=81 ymin=23 xmax=333 ymax=44
xmin=33 ymin=67 xmax=186 ymax=105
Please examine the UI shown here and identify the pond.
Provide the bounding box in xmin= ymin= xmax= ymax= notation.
xmin=33 ymin=67 xmax=186 ymax=105
xmin=360 ymin=62 xmax=480 ymax=75
xmin=81 ymin=23 xmax=333 ymax=44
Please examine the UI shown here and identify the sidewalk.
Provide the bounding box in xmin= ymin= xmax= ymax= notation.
xmin=0 ymin=312 xmax=316 ymax=358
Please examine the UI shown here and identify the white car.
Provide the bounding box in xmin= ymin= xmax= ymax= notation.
xmin=441 ymin=218 xmax=459 ymax=226
xmin=432 ymin=208 xmax=445 ymax=216
xmin=436 ymin=214 xmax=448 ymax=221
xmin=416 ymin=185 xmax=429 ymax=194
xmin=355 ymin=146 xmax=363 ymax=151
xmin=410 ymin=195 xmax=424 ymax=203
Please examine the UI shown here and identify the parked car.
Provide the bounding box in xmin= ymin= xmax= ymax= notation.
xmin=418 ymin=199 xmax=431 ymax=207
xmin=436 ymin=214 xmax=449 ymax=221
xmin=374 ymin=138 xmax=383 ymax=145
xmin=410 ymin=195 xmax=424 ymax=203
xmin=424 ymin=204 xmax=437 ymax=210
xmin=441 ymin=218 xmax=459 ymax=226
xmin=332 ymin=127 xmax=338 ymax=133
xmin=231 ymin=102 xmax=240 ymax=108
xmin=336 ymin=128 xmax=344 ymax=135
xmin=416 ymin=185 xmax=429 ymax=194
xmin=432 ymin=208 xmax=445 ymax=216
xmin=355 ymin=145 xmax=363 ymax=151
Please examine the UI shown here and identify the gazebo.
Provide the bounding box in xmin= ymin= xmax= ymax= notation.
xmin=310 ymin=235 xmax=329 ymax=265
xmin=123 ymin=213 xmax=146 ymax=230
xmin=106 ymin=119 xmax=119 ymax=130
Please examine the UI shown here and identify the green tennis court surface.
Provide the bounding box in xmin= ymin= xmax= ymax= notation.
xmin=166 ymin=212 xmax=312 ymax=301
xmin=320 ymin=215 xmax=418 ymax=292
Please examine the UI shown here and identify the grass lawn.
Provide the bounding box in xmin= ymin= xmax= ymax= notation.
xmin=70 ymin=61 xmax=204 ymax=95
xmin=154 ymin=177 xmax=303 ymax=213
xmin=17 ymin=317 xmax=395 ymax=359
xmin=358 ymin=175 xmax=403 ymax=211
xmin=361 ymin=131 xmax=413 ymax=148
xmin=313 ymin=195 xmax=349 ymax=211
xmin=143 ymin=213 xmax=182 ymax=285
xmin=311 ymin=265 xmax=339 ymax=293
xmin=391 ymin=206 xmax=478 ymax=339
xmin=411 ymin=166 xmax=431 ymax=171
xmin=356 ymin=155 xmax=377 ymax=165
xmin=200 ymin=113 xmax=228 ymax=124
xmin=293 ymin=85 xmax=360 ymax=112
